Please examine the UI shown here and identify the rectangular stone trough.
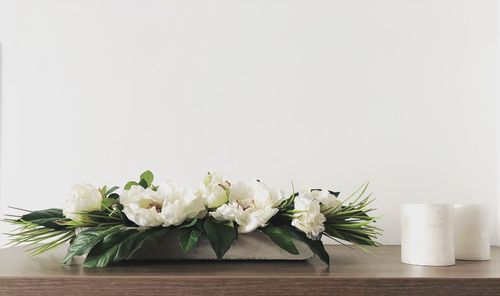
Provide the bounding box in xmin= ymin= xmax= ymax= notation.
xmin=131 ymin=230 xmax=314 ymax=261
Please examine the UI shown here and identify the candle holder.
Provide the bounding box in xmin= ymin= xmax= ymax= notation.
xmin=454 ymin=204 xmax=490 ymax=261
xmin=401 ymin=204 xmax=455 ymax=266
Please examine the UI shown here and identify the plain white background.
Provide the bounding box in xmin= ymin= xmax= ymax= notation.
xmin=0 ymin=0 xmax=498 ymax=246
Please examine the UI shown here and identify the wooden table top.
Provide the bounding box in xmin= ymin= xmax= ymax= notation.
xmin=0 ymin=245 xmax=499 ymax=296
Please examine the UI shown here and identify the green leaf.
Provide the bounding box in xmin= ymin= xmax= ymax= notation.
xmin=204 ymin=219 xmax=237 ymax=259
xmin=83 ymin=229 xmax=137 ymax=267
xmin=140 ymin=170 xmax=154 ymax=187
xmin=107 ymin=193 xmax=120 ymax=199
xmin=138 ymin=179 xmax=148 ymax=189
xmin=261 ymin=226 xmax=299 ymax=255
xmin=62 ymin=227 xmax=116 ymax=264
xmin=324 ymin=224 xmax=377 ymax=246
xmin=288 ymin=226 xmax=330 ymax=265
xmin=124 ymin=181 xmax=138 ymax=190
xmin=320 ymin=182 xmax=380 ymax=250
xmin=178 ymin=228 xmax=202 ymax=252
xmin=101 ymin=198 xmax=118 ymax=210
xmin=179 ymin=218 xmax=198 ymax=229
xmin=20 ymin=208 xmax=65 ymax=230
xmin=328 ymin=190 xmax=340 ymax=197
xmin=99 ymin=186 xmax=108 ymax=198
xmin=124 ymin=171 xmax=154 ymax=190
xmin=84 ymin=227 xmax=169 ymax=268
xmin=106 ymin=186 xmax=119 ymax=196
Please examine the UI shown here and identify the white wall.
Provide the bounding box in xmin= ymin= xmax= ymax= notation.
xmin=0 ymin=0 xmax=498 ymax=246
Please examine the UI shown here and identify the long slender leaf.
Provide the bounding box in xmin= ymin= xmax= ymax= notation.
xmin=20 ymin=209 xmax=66 ymax=230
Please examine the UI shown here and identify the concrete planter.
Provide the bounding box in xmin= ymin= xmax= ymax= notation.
xmin=131 ymin=229 xmax=314 ymax=261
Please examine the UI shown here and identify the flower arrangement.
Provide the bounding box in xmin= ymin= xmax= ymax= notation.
xmin=3 ymin=171 xmax=380 ymax=267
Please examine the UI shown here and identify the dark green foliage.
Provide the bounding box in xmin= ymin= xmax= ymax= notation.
xmin=84 ymin=227 xmax=169 ymax=268
xmin=63 ymin=227 xmax=118 ymax=264
xmin=261 ymin=225 xmax=299 ymax=255
xmin=178 ymin=227 xmax=202 ymax=252
xmin=204 ymin=218 xmax=237 ymax=259
xmin=20 ymin=208 xmax=66 ymax=230
xmin=287 ymin=226 xmax=330 ymax=265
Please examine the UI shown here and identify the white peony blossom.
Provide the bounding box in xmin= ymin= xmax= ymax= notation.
xmin=291 ymin=194 xmax=326 ymax=239
xmin=299 ymin=186 xmax=342 ymax=212
xmin=197 ymin=172 xmax=230 ymax=208
xmin=120 ymin=185 xmax=166 ymax=227
xmin=210 ymin=180 xmax=285 ymax=233
xmin=120 ymin=182 xmax=207 ymax=227
xmin=63 ymin=184 xmax=103 ymax=221
xmin=157 ymin=181 xmax=207 ymax=227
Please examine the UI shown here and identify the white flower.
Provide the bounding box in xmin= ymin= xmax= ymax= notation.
xmin=299 ymin=186 xmax=342 ymax=212
xmin=120 ymin=182 xmax=207 ymax=227
xmin=120 ymin=185 xmax=165 ymax=227
xmin=63 ymin=184 xmax=102 ymax=221
xmin=157 ymin=181 xmax=207 ymax=227
xmin=291 ymin=186 xmax=339 ymax=239
xmin=291 ymin=194 xmax=326 ymax=239
xmin=197 ymin=172 xmax=229 ymax=208
xmin=210 ymin=180 xmax=285 ymax=233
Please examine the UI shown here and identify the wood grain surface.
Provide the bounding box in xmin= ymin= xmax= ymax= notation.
xmin=0 ymin=245 xmax=498 ymax=296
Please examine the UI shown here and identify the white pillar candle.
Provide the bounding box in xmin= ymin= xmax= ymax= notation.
xmin=401 ymin=204 xmax=455 ymax=266
xmin=454 ymin=204 xmax=490 ymax=260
